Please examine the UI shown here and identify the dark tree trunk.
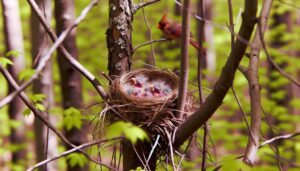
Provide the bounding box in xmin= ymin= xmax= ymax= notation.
xmin=54 ymin=0 xmax=87 ymax=170
xmin=1 ymin=0 xmax=26 ymax=164
xmin=30 ymin=0 xmax=57 ymax=170
xmin=106 ymin=1 xmax=156 ymax=170
xmin=107 ymin=0 xmax=132 ymax=79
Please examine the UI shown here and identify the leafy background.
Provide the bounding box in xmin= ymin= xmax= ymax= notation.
xmin=0 ymin=0 xmax=300 ymax=170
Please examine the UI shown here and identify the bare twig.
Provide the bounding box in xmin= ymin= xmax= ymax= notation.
xmin=28 ymin=0 xmax=107 ymax=97
xmin=174 ymin=0 xmax=258 ymax=148
xmin=263 ymin=44 xmax=300 ymax=88
xmin=260 ymin=132 xmax=300 ymax=147
xmin=146 ymin=135 xmax=160 ymax=164
xmin=278 ymin=0 xmax=300 ymax=9
xmin=243 ymin=0 xmax=273 ymax=166
xmin=139 ymin=0 xmax=156 ymax=66
xmin=176 ymin=0 xmax=191 ymax=119
xmin=0 ymin=0 xmax=105 ymax=109
xmin=0 ymin=65 xmax=111 ymax=168
xmin=174 ymin=0 xmax=251 ymax=47
xmin=27 ymin=138 xmax=121 ymax=171
xmin=165 ymin=128 xmax=176 ymax=171
xmin=197 ymin=0 xmax=207 ymax=170
xmin=132 ymin=0 xmax=161 ymax=14
xmin=227 ymin=0 xmax=235 ymax=49
xmin=133 ymin=38 xmax=169 ymax=52
xmin=230 ymin=86 xmax=256 ymax=144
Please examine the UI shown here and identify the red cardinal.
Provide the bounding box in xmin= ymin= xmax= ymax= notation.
xmin=157 ymin=13 xmax=206 ymax=55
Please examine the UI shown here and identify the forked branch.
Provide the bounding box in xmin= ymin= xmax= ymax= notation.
xmin=174 ymin=0 xmax=258 ymax=148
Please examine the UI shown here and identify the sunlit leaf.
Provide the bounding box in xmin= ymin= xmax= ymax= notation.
xmin=106 ymin=121 xmax=149 ymax=144
xmin=18 ymin=69 xmax=36 ymax=81
xmin=35 ymin=103 xmax=46 ymax=112
xmin=66 ymin=153 xmax=87 ymax=168
xmin=31 ymin=93 xmax=47 ymax=103
xmin=0 ymin=57 xmax=14 ymax=67
xmin=62 ymin=107 xmax=83 ymax=130
xmin=23 ymin=108 xmax=31 ymax=116
xmin=5 ymin=50 xmax=20 ymax=57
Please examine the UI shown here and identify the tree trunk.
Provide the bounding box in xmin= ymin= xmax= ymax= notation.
xmin=107 ymin=0 xmax=132 ymax=79
xmin=54 ymin=0 xmax=87 ymax=170
xmin=1 ymin=0 xmax=26 ymax=164
xmin=203 ymin=0 xmax=216 ymax=75
xmin=30 ymin=0 xmax=57 ymax=170
xmin=107 ymin=1 xmax=157 ymax=170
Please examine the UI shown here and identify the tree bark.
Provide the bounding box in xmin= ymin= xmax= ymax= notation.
xmin=106 ymin=1 xmax=157 ymax=170
xmin=107 ymin=0 xmax=132 ymax=79
xmin=30 ymin=0 xmax=57 ymax=170
xmin=174 ymin=0 xmax=258 ymax=148
xmin=1 ymin=0 xmax=26 ymax=163
xmin=54 ymin=0 xmax=87 ymax=170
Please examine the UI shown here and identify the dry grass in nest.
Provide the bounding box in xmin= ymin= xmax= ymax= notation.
xmin=101 ymin=69 xmax=197 ymax=146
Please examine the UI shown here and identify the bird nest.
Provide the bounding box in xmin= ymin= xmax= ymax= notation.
xmin=105 ymin=69 xmax=184 ymax=137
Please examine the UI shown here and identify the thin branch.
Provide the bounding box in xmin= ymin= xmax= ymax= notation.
xmin=278 ymin=0 xmax=300 ymax=9
xmin=27 ymin=138 xmax=121 ymax=171
xmin=174 ymin=0 xmax=258 ymax=148
xmin=174 ymin=0 xmax=251 ymax=47
xmin=176 ymin=0 xmax=191 ymax=119
xmin=27 ymin=0 xmax=108 ymax=97
xmin=263 ymin=45 xmax=300 ymax=88
xmin=243 ymin=0 xmax=273 ymax=165
xmin=260 ymin=132 xmax=300 ymax=147
xmin=197 ymin=0 xmax=207 ymax=170
xmin=228 ymin=0 xmax=235 ymax=49
xmin=0 ymin=0 xmax=104 ymax=109
xmin=139 ymin=0 xmax=156 ymax=66
xmin=230 ymin=86 xmax=256 ymax=144
xmin=132 ymin=0 xmax=161 ymax=14
xmin=133 ymin=38 xmax=169 ymax=53
xmin=146 ymin=135 xmax=160 ymax=164
xmin=0 ymin=65 xmax=109 ymax=168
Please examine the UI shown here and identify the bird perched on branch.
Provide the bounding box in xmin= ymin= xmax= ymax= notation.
xmin=157 ymin=13 xmax=206 ymax=55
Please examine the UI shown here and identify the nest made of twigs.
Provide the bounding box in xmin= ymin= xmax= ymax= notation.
xmin=105 ymin=69 xmax=181 ymax=136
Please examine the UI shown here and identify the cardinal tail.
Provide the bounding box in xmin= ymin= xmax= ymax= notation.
xmin=190 ymin=39 xmax=199 ymax=49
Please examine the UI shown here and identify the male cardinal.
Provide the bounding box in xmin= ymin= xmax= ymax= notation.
xmin=157 ymin=13 xmax=206 ymax=55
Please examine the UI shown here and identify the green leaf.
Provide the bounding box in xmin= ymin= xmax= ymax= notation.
xmin=35 ymin=103 xmax=46 ymax=111
xmin=18 ymin=69 xmax=36 ymax=81
xmin=66 ymin=153 xmax=87 ymax=168
xmin=0 ymin=57 xmax=14 ymax=67
xmin=31 ymin=93 xmax=47 ymax=103
xmin=62 ymin=107 xmax=83 ymax=130
xmin=124 ymin=126 xmax=149 ymax=144
xmin=106 ymin=121 xmax=149 ymax=144
xmin=23 ymin=108 xmax=31 ymax=116
xmin=5 ymin=50 xmax=20 ymax=57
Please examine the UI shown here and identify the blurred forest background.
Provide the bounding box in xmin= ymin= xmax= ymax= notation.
xmin=0 ymin=0 xmax=300 ymax=170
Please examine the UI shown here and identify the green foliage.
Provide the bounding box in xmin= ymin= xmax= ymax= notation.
xmin=23 ymin=108 xmax=31 ymax=116
xmin=0 ymin=57 xmax=13 ymax=67
xmin=30 ymin=93 xmax=47 ymax=103
xmin=66 ymin=153 xmax=88 ymax=168
xmin=62 ymin=107 xmax=83 ymax=131
xmin=5 ymin=50 xmax=20 ymax=57
xmin=18 ymin=69 xmax=35 ymax=81
xmin=106 ymin=121 xmax=149 ymax=144
xmin=130 ymin=166 xmax=145 ymax=171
